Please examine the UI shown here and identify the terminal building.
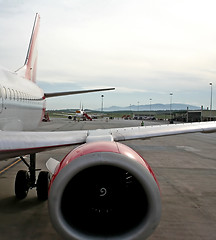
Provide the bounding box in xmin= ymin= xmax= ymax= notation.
xmin=131 ymin=110 xmax=216 ymax=122
xmin=184 ymin=110 xmax=216 ymax=122
xmin=171 ymin=109 xmax=216 ymax=122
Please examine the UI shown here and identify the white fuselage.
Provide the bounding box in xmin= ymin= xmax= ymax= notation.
xmin=75 ymin=110 xmax=84 ymax=118
xmin=0 ymin=66 xmax=45 ymax=131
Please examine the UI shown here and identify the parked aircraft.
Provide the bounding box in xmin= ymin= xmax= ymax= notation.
xmin=0 ymin=14 xmax=216 ymax=240
xmin=57 ymin=104 xmax=93 ymax=121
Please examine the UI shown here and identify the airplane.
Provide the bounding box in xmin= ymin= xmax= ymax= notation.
xmin=0 ymin=14 xmax=114 ymax=131
xmin=72 ymin=104 xmax=93 ymax=121
xmin=56 ymin=104 xmax=93 ymax=121
xmin=0 ymin=13 xmax=216 ymax=240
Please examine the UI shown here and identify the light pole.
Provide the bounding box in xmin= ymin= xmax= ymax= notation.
xmin=170 ymin=93 xmax=173 ymax=122
xmin=150 ymin=98 xmax=152 ymax=112
xmin=101 ymin=95 xmax=104 ymax=114
xmin=210 ymin=82 xmax=212 ymax=121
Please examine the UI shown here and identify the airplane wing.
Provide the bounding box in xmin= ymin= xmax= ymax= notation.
xmin=44 ymin=87 xmax=115 ymax=98
xmin=0 ymin=130 xmax=88 ymax=160
xmin=53 ymin=113 xmax=76 ymax=117
xmin=0 ymin=121 xmax=216 ymax=161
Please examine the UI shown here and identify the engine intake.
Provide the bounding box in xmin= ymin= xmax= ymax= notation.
xmin=48 ymin=142 xmax=161 ymax=240
xmin=61 ymin=165 xmax=148 ymax=236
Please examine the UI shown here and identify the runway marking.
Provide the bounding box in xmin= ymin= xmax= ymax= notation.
xmin=176 ymin=146 xmax=200 ymax=152
xmin=0 ymin=158 xmax=21 ymax=175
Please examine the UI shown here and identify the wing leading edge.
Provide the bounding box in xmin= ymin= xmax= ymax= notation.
xmin=44 ymin=87 xmax=115 ymax=98
xmin=0 ymin=130 xmax=88 ymax=160
xmin=1 ymin=121 xmax=216 ymax=161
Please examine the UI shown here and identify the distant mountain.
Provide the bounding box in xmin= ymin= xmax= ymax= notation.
xmin=101 ymin=103 xmax=200 ymax=112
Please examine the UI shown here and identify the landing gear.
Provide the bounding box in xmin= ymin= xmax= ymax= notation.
xmin=37 ymin=171 xmax=50 ymax=200
xmin=15 ymin=170 xmax=29 ymax=199
xmin=14 ymin=154 xmax=50 ymax=201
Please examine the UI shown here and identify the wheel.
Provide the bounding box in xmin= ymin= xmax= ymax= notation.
xmin=36 ymin=171 xmax=50 ymax=201
xmin=15 ymin=170 xmax=30 ymax=199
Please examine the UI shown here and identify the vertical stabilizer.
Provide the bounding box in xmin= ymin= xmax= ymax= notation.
xmin=16 ymin=13 xmax=40 ymax=82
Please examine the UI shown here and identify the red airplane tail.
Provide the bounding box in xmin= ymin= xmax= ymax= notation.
xmin=16 ymin=13 xmax=40 ymax=83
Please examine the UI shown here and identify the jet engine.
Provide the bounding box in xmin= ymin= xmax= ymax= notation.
xmin=48 ymin=141 xmax=161 ymax=240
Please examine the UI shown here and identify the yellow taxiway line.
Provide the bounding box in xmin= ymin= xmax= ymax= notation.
xmin=0 ymin=158 xmax=22 ymax=174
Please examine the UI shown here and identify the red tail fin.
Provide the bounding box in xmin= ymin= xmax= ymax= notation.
xmin=16 ymin=13 xmax=40 ymax=82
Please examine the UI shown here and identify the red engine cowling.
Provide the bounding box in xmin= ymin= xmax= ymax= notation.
xmin=48 ymin=141 xmax=161 ymax=240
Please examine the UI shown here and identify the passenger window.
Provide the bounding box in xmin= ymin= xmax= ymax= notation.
xmin=19 ymin=91 xmax=22 ymax=101
xmin=12 ymin=89 xmax=15 ymax=100
xmin=15 ymin=90 xmax=18 ymax=100
xmin=3 ymin=87 xmax=7 ymax=99
xmin=8 ymin=88 xmax=12 ymax=100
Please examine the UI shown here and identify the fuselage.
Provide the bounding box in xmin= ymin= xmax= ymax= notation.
xmin=0 ymin=66 xmax=45 ymax=131
xmin=75 ymin=110 xmax=84 ymax=118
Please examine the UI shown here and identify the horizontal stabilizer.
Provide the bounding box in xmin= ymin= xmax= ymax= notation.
xmin=44 ymin=87 xmax=115 ymax=98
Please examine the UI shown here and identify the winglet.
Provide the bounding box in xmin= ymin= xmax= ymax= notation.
xmin=16 ymin=13 xmax=40 ymax=83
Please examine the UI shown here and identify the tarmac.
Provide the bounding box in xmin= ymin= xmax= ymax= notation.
xmin=0 ymin=117 xmax=216 ymax=240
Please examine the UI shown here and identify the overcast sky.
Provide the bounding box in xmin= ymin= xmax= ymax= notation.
xmin=0 ymin=0 xmax=216 ymax=110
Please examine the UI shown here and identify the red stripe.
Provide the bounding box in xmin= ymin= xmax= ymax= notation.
xmin=25 ymin=14 xmax=40 ymax=81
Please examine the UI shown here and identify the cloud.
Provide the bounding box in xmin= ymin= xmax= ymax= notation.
xmin=0 ymin=0 xmax=216 ymax=109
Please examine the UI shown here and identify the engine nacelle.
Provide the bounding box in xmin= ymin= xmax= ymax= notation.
xmin=48 ymin=141 xmax=161 ymax=240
